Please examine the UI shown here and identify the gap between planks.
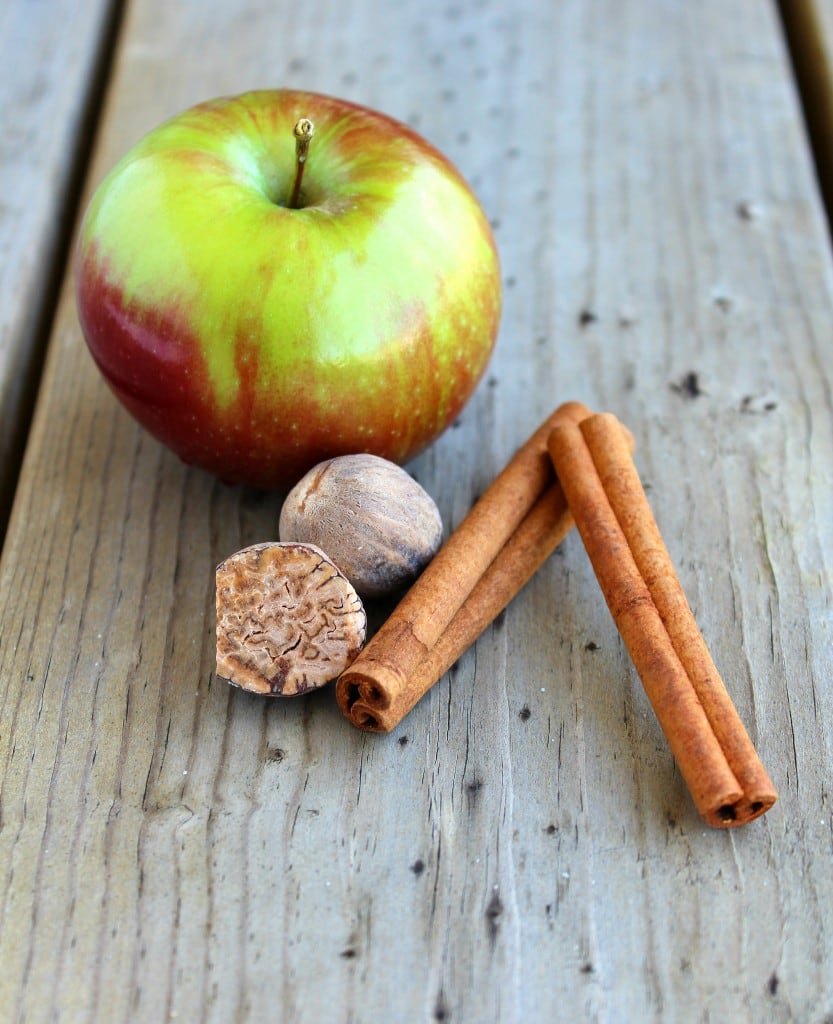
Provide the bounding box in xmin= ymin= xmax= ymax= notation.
xmin=0 ymin=0 xmax=126 ymax=546
xmin=779 ymin=0 xmax=833 ymax=242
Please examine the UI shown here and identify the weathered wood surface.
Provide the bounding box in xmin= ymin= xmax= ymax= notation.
xmin=1 ymin=1 xmax=832 ymax=1021
xmin=0 ymin=0 xmax=120 ymax=532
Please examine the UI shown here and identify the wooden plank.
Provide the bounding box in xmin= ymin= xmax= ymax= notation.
xmin=0 ymin=0 xmax=121 ymax=534
xmin=780 ymin=0 xmax=833 ymax=219
xmin=1 ymin=0 xmax=832 ymax=1021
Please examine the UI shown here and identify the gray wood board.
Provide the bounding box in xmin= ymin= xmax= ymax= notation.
xmin=0 ymin=0 xmax=119 ymax=530
xmin=0 ymin=0 xmax=831 ymax=1021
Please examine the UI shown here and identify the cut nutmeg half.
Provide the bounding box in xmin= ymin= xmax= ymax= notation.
xmin=216 ymin=542 xmax=366 ymax=696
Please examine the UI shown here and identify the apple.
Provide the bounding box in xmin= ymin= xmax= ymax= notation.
xmin=74 ymin=89 xmax=501 ymax=489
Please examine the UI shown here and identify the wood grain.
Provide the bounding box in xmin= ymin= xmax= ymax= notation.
xmin=0 ymin=0 xmax=120 ymax=534
xmin=1 ymin=0 xmax=832 ymax=1021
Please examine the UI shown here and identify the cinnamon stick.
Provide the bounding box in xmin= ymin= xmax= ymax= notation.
xmin=336 ymin=400 xmax=592 ymax=731
xmin=547 ymin=413 xmax=777 ymax=828
xmin=338 ymin=481 xmax=571 ymax=731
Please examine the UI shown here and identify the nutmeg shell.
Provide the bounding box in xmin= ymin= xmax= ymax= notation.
xmin=279 ymin=454 xmax=443 ymax=598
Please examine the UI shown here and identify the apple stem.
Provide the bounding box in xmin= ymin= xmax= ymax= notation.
xmin=287 ymin=118 xmax=315 ymax=209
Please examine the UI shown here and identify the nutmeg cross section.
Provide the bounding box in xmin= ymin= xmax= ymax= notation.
xmin=216 ymin=542 xmax=366 ymax=696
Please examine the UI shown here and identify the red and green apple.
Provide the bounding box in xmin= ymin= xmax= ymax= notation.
xmin=74 ymin=89 xmax=501 ymax=489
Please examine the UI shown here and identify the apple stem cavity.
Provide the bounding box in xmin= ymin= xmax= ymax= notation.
xmin=287 ymin=118 xmax=315 ymax=209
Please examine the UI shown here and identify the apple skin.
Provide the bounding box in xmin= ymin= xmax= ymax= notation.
xmin=74 ymin=89 xmax=501 ymax=489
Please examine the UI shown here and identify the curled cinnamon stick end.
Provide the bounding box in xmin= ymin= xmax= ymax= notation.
xmin=548 ymin=414 xmax=777 ymax=828
xmin=337 ymin=400 xmax=593 ymax=732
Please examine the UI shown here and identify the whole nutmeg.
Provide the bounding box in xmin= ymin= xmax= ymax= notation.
xmin=279 ymin=454 xmax=443 ymax=598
